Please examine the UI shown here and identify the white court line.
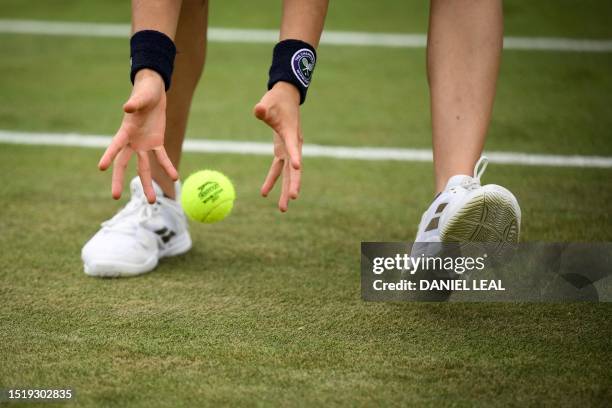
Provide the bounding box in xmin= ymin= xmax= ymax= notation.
xmin=1 ymin=130 xmax=611 ymax=169
xmin=1 ymin=19 xmax=612 ymax=52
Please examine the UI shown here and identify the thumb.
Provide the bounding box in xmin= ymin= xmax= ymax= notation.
xmin=253 ymin=102 xmax=269 ymax=122
xmin=253 ymin=101 xmax=283 ymax=136
xmin=123 ymin=92 xmax=150 ymax=113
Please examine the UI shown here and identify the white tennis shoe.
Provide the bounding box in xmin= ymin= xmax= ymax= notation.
xmin=413 ymin=157 xmax=521 ymax=253
xmin=82 ymin=177 xmax=192 ymax=277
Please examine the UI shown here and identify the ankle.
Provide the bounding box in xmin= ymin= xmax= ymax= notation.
xmin=153 ymin=176 xmax=176 ymax=199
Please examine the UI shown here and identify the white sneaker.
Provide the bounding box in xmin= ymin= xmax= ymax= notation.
xmin=82 ymin=177 xmax=192 ymax=277
xmin=414 ymin=156 xmax=521 ymax=248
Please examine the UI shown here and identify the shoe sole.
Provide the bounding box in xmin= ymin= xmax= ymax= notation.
xmin=83 ymin=254 xmax=159 ymax=278
xmin=440 ymin=185 xmax=520 ymax=249
xmin=84 ymin=232 xmax=192 ymax=278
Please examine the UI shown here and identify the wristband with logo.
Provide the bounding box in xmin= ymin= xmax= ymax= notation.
xmin=267 ymin=39 xmax=317 ymax=104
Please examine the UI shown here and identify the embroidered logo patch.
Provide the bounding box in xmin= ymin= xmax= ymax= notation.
xmin=291 ymin=48 xmax=316 ymax=88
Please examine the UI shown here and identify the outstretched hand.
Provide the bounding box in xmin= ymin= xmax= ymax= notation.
xmin=98 ymin=69 xmax=177 ymax=203
xmin=253 ymin=82 xmax=303 ymax=212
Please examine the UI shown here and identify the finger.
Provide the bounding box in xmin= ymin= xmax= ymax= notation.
xmin=153 ymin=147 xmax=178 ymax=181
xmin=292 ymin=130 xmax=303 ymax=196
xmin=261 ymin=157 xmax=283 ymax=197
xmin=278 ymin=160 xmax=291 ymax=212
xmin=285 ymin=137 xmax=302 ymax=170
xmin=111 ymin=146 xmax=133 ymax=200
xmin=136 ymin=151 xmax=156 ymax=204
xmin=289 ymin=164 xmax=301 ymax=200
xmin=99 ymin=128 xmax=128 ymax=171
xmin=280 ymin=128 xmax=302 ymax=170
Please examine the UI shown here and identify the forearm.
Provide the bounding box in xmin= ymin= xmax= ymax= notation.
xmin=131 ymin=0 xmax=183 ymax=39
xmin=280 ymin=0 xmax=328 ymax=47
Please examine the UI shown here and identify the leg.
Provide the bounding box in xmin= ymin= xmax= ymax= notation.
xmin=151 ymin=0 xmax=208 ymax=198
xmin=414 ymin=1 xmax=519 ymax=248
xmin=427 ymin=0 xmax=503 ymax=193
xmin=83 ymin=0 xmax=205 ymax=277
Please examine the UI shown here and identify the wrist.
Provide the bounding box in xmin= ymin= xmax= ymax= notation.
xmin=271 ymin=81 xmax=301 ymax=105
xmin=133 ymin=69 xmax=164 ymax=86
xmin=130 ymin=30 xmax=176 ymax=91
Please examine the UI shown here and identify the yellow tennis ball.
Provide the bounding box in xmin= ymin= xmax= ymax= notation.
xmin=181 ymin=170 xmax=236 ymax=223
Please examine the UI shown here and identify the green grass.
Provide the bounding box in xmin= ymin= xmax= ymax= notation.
xmin=1 ymin=0 xmax=612 ymax=38
xmin=1 ymin=36 xmax=612 ymax=155
xmin=1 ymin=0 xmax=612 ymax=406
xmin=1 ymin=145 xmax=611 ymax=406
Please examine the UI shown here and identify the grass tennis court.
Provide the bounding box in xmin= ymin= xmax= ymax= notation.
xmin=1 ymin=1 xmax=611 ymax=406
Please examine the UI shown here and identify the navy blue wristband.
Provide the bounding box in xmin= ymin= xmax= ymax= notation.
xmin=130 ymin=30 xmax=176 ymax=91
xmin=267 ymin=39 xmax=317 ymax=104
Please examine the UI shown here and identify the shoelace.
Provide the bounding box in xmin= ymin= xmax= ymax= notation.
xmin=418 ymin=156 xmax=490 ymax=234
xmin=101 ymin=196 xmax=158 ymax=234
xmin=459 ymin=156 xmax=489 ymax=191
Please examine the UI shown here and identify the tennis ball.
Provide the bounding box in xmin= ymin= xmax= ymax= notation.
xmin=181 ymin=170 xmax=236 ymax=223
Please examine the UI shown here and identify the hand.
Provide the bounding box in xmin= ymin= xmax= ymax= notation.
xmin=98 ymin=69 xmax=178 ymax=203
xmin=253 ymin=82 xmax=303 ymax=212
